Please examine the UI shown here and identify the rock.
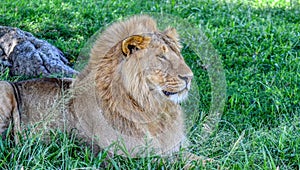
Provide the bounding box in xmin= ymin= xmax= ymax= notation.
xmin=0 ymin=26 xmax=78 ymax=77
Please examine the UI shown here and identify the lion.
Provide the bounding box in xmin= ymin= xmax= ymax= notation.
xmin=0 ymin=15 xmax=203 ymax=164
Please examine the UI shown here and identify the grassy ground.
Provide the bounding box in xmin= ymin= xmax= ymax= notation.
xmin=1 ymin=0 xmax=300 ymax=169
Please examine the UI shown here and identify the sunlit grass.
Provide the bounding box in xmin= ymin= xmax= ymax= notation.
xmin=0 ymin=0 xmax=299 ymax=169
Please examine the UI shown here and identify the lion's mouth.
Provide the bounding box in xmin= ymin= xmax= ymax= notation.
xmin=162 ymin=90 xmax=178 ymax=96
xmin=162 ymin=88 xmax=188 ymax=97
xmin=161 ymin=88 xmax=189 ymax=103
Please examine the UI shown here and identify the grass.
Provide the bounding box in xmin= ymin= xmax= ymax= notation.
xmin=1 ymin=0 xmax=300 ymax=169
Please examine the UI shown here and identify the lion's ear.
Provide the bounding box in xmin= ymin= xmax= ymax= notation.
xmin=122 ymin=35 xmax=151 ymax=56
xmin=163 ymin=27 xmax=179 ymax=41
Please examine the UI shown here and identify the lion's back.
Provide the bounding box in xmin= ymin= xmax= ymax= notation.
xmin=14 ymin=78 xmax=74 ymax=129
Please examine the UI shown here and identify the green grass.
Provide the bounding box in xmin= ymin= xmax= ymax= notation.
xmin=1 ymin=0 xmax=300 ymax=169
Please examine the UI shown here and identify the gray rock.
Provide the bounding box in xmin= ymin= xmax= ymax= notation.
xmin=0 ymin=26 xmax=78 ymax=77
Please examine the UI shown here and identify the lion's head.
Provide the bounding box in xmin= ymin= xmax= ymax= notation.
xmin=120 ymin=31 xmax=193 ymax=104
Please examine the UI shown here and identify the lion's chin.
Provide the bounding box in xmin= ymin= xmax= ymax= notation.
xmin=162 ymin=90 xmax=189 ymax=104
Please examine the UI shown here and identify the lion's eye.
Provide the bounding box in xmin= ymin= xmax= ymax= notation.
xmin=158 ymin=55 xmax=167 ymax=60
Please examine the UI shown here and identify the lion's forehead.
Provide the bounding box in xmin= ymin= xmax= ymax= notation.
xmin=137 ymin=32 xmax=192 ymax=77
xmin=145 ymin=33 xmax=181 ymax=54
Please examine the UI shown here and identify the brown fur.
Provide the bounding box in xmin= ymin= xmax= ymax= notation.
xmin=0 ymin=15 xmax=195 ymax=158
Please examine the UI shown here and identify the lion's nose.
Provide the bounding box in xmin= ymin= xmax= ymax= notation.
xmin=178 ymin=74 xmax=193 ymax=87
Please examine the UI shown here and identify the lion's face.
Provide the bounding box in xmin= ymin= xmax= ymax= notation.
xmin=120 ymin=29 xmax=193 ymax=104
xmin=143 ymin=37 xmax=193 ymax=104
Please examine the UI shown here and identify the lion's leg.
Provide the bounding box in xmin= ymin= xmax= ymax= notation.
xmin=0 ymin=81 xmax=20 ymax=143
